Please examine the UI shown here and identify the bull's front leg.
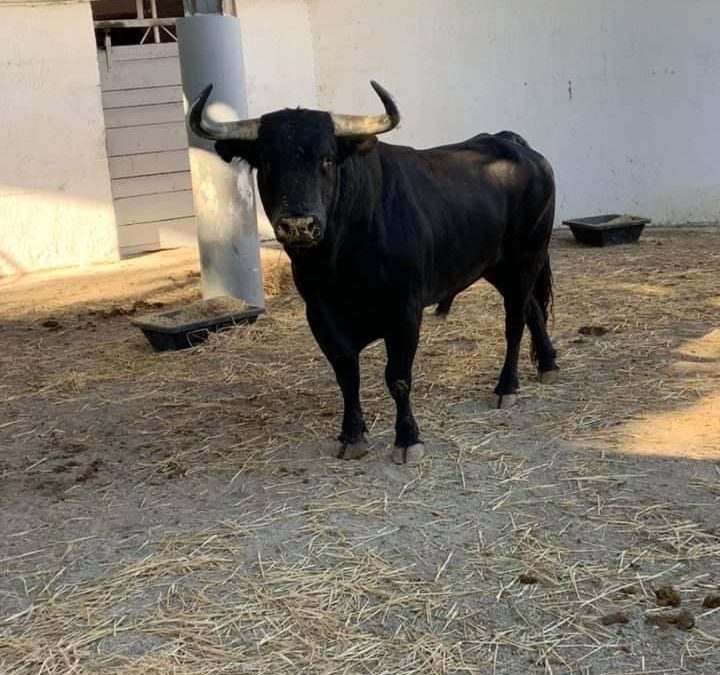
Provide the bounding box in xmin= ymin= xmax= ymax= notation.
xmin=384 ymin=311 xmax=425 ymax=465
xmin=330 ymin=353 xmax=368 ymax=459
xmin=306 ymin=303 xmax=368 ymax=460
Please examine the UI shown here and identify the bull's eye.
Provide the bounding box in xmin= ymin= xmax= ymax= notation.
xmin=321 ymin=156 xmax=335 ymax=170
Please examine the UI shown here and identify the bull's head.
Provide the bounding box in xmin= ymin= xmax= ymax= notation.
xmin=188 ymin=82 xmax=400 ymax=250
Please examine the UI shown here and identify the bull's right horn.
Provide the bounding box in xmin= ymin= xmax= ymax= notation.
xmin=188 ymin=84 xmax=260 ymax=141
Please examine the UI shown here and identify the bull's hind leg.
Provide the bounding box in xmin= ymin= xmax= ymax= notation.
xmin=526 ymin=257 xmax=559 ymax=382
xmin=384 ymin=311 xmax=425 ymax=465
xmin=527 ymin=297 xmax=559 ymax=383
xmin=488 ymin=260 xmax=544 ymax=408
xmin=494 ymin=294 xmax=527 ymax=408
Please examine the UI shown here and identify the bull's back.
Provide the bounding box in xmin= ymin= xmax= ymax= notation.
xmin=383 ymin=132 xmax=550 ymax=216
xmin=377 ymin=134 xmax=553 ymax=304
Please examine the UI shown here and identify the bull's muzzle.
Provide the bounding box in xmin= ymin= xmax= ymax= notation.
xmin=275 ymin=216 xmax=322 ymax=247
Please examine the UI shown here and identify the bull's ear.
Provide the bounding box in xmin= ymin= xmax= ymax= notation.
xmin=214 ymin=140 xmax=259 ymax=168
xmin=337 ymin=135 xmax=378 ymax=162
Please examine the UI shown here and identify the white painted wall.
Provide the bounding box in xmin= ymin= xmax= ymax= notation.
xmin=0 ymin=1 xmax=117 ymax=277
xmin=236 ymin=0 xmax=720 ymax=226
xmin=235 ymin=0 xmax=317 ymax=116
xmin=2 ymin=0 xmax=713 ymax=276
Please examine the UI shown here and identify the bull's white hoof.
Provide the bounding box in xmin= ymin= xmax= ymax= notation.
xmin=538 ymin=369 xmax=560 ymax=385
xmin=392 ymin=443 xmax=425 ymax=465
xmin=496 ymin=393 xmax=518 ymax=409
xmin=337 ymin=440 xmax=369 ymax=460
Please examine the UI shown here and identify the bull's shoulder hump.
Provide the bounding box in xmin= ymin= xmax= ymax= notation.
xmin=377 ymin=137 xmax=551 ymax=179
xmin=377 ymin=135 xmax=493 ymax=155
xmin=377 ymin=141 xmax=416 ymax=155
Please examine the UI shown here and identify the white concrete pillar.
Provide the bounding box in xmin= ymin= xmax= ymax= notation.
xmin=176 ymin=13 xmax=264 ymax=307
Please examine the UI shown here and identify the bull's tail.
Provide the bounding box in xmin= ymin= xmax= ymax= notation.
xmin=529 ymin=180 xmax=555 ymax=365
xmin=530 ymin=256 xmax=554 ymax=365
xmin=435 ymin=293 xmax=456 ymax=318
xmin=534 ymin=256 xmax=554 ymax=325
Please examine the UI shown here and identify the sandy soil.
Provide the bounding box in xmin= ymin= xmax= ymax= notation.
xmin=1 ymin=229 xmax=719 ymax=674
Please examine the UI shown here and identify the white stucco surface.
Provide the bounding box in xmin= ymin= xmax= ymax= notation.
xmin=0 ymin=1 xmax=117 ymax=276
xmin=236 ymin=0 xmax=720 ymax=226
xmin=1 ymin=1 xmax=717 ymax=275
xmin=235 ymin=0 xmax=317 ymax=116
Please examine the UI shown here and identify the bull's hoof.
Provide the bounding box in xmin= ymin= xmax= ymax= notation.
xmin=392 ymin=443 xmax=425 ymax=465
xmin=337 ymin=439 xmax=369 ymax=460
xmin=538 ymin=369 xmax=560 ymax=385
xmin=496 ymin=393 xmax=518 ymax=409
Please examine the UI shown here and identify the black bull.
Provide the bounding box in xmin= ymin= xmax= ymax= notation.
xmin=189 ymin=81 xmax=558 ymax=464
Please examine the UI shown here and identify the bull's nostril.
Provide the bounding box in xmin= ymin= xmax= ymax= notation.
xmin=275 ymin=217 xmax=321 ymax=245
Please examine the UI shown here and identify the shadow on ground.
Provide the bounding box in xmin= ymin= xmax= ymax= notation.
xmin=1 ymin=229 xmax=719 ymax=674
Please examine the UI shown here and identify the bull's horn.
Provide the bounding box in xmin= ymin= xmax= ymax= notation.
xmin=331 ymin=80 xmax=400 ymax=137
xmin=188 ymin=84 xmax=260 ymax=141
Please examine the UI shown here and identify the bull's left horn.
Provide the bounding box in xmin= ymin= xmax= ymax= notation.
xmin=331 ymin=80 xmax=400 ymax=137
xmin=188 ymin=84 xmax=260 ymax=141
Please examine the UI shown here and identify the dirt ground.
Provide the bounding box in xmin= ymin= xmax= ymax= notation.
xmin=1 ymin=229 xmax=719 ymax=674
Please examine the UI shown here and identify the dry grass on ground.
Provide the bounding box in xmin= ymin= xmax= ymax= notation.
xmin=1 ymin=229 xmax=719 ymax=674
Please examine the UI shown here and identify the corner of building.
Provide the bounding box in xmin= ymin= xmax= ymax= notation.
xmin=0 ymin=0 xmax=118 ymax=277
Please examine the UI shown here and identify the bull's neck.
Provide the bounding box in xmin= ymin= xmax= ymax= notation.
xmin=329 ymin=150 xmax=383 ymax=248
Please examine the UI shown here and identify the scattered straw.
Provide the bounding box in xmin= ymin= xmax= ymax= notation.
xmin=137 ymin=297 xmax=251 ymax=328
xmin=1 ymin=229 xmax=719 ymax=673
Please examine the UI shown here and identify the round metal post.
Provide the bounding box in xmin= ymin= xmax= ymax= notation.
xmin=176 ymin=13 xmax=264 ymax=307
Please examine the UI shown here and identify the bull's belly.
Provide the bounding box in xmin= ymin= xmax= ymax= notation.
xmin=423 ymin=276 xmax=484 ymax=307
xmin=422 ymin=250 xmax=498 ymax=307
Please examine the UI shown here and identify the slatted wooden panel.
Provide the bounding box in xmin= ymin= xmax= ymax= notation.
xmin=108 ymin=150 xmax=190 ymax=180
xmin=98 ymin=43 xmax=196 ymax=255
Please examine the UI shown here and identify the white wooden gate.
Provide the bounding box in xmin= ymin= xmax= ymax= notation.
xmin=98 ymin=44 xmax=196 ymax=256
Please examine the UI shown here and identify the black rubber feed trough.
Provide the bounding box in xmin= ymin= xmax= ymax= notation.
xmin=131 ymin=297 xmax=264 ymax=352
xmin=563 ymin=214 xmax=651 ymax=246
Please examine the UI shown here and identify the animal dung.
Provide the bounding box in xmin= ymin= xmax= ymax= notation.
xmin=599 ymin=611 xmax=629 ymax=626
xmin=645 ymin=610 xmax=695 ymax=631
xmin=654 ymin=585 xmax=682 ymax=607
xmin=518 ymin=573 xmax=539 ymax=585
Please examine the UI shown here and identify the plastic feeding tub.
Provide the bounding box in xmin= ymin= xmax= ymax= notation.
xmin=131 ymin=296 xmax=264 ymax=351
xmin=562 ymin=214 xmax=650 ymax=246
